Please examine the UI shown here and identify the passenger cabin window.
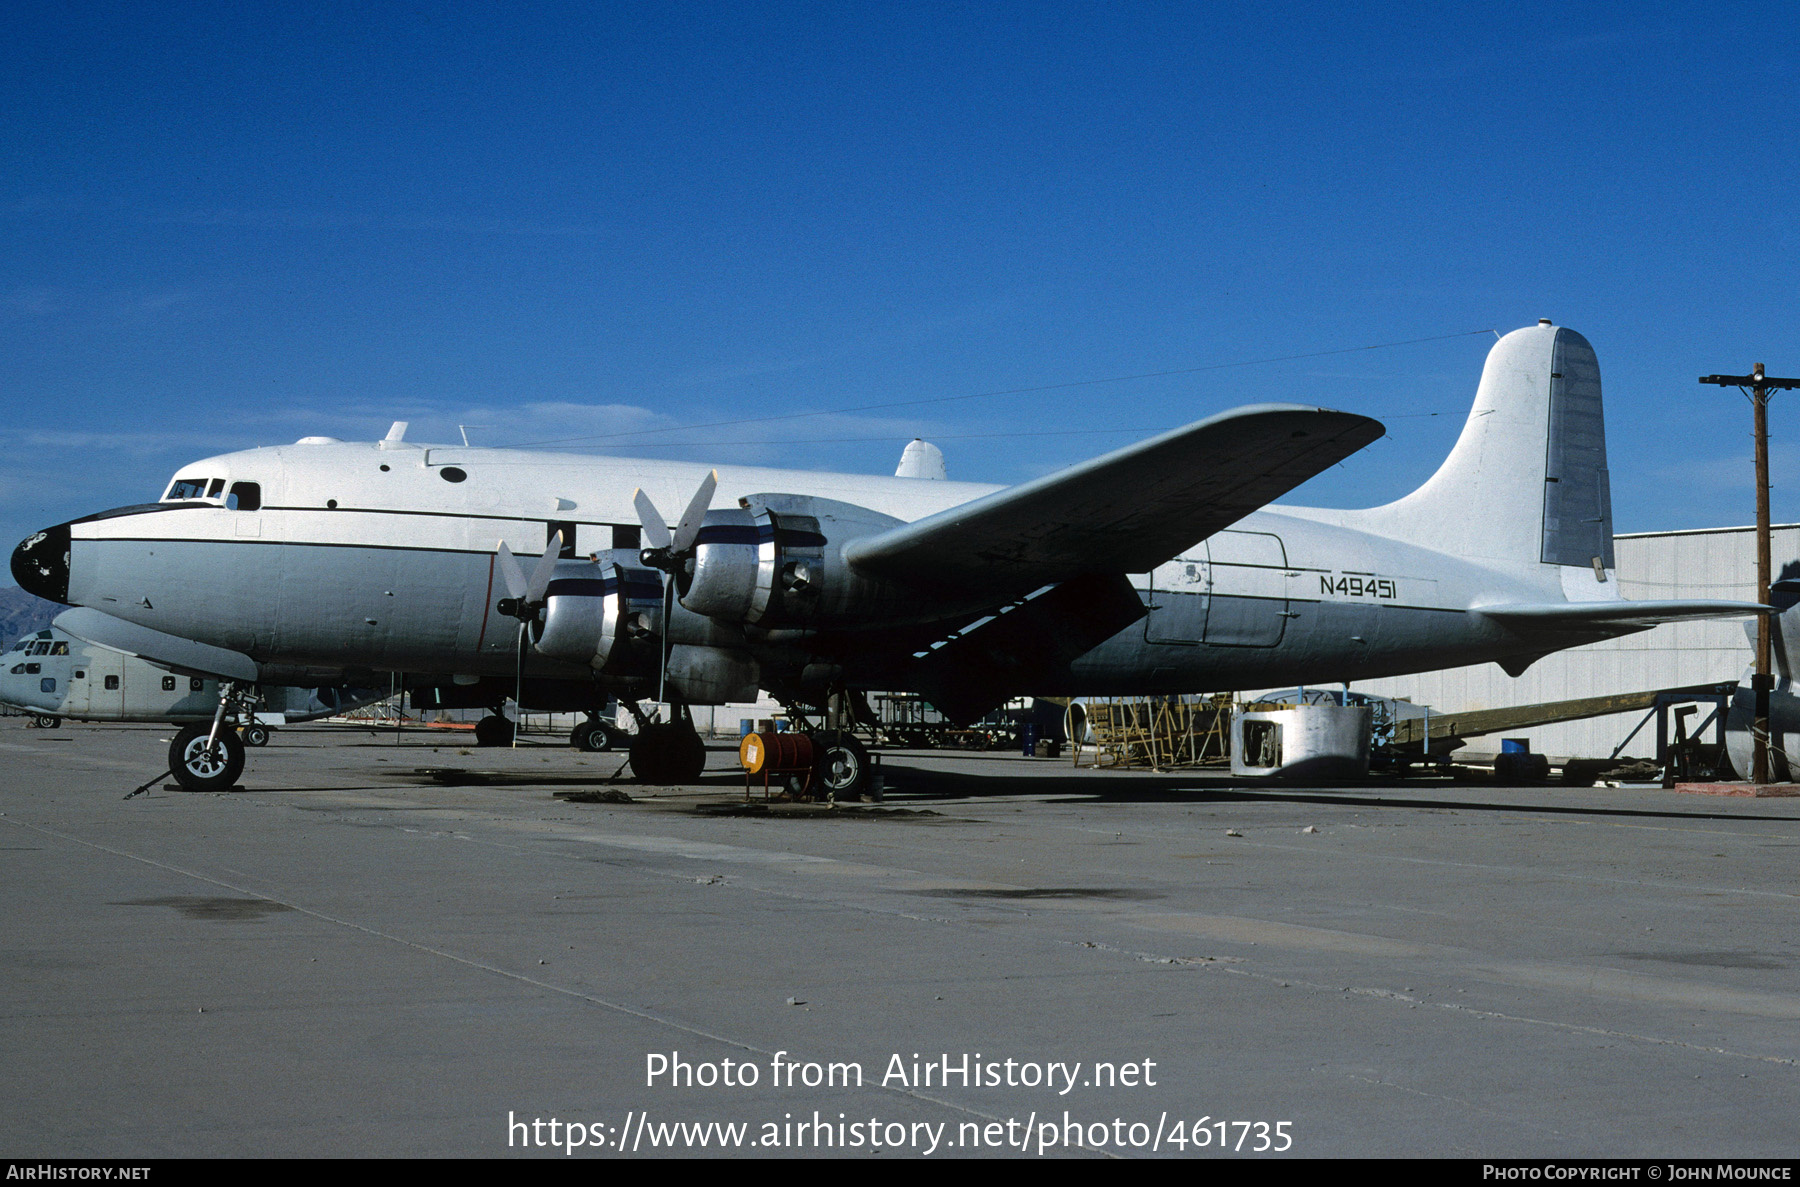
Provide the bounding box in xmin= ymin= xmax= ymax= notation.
xmin=104 ymin=675 xmax=119 ymax=690
xmin=162 ymin=676 xmax=176 ymax=691
xmin=227 ymin=482 xmax=261 ymax=511
xmin=40 ymin=678 xmax=54 ymax=693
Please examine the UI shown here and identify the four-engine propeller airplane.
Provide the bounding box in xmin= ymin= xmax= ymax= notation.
xmin=11 ymin=321 xmax=1765 ymax=794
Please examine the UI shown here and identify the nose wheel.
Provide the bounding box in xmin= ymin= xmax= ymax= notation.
xmin=169 ymin=723 xmax=246 ymax=792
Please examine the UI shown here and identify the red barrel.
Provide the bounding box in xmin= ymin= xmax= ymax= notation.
xmin=740 ymin=731 xmax=815 ymax=775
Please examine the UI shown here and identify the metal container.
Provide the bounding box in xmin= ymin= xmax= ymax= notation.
xmin=1231 ymin=703 xmax=1373 ymax=780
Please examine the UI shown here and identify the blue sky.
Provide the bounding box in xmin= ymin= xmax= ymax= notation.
xmin=4 ymin=2 xmax=1798 ymax=563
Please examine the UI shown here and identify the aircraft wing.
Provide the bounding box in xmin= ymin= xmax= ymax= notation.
xmin=1475 ymin=600 xmax=1769 ymax=631
xmin=843 ymin=404 xmax=1385 ymax=588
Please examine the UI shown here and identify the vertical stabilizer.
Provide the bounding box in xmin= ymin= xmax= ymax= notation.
xmin=1361 ymin=321 xmax=1614 ymax=572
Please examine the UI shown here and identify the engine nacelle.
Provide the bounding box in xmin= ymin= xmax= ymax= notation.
xmin=534 ymin=555 xmax=664 ymax=675
xmin=681 ymin=494 xmax=934 ymax=629
xmin=663 ymin=644 xmax=760 ymax=704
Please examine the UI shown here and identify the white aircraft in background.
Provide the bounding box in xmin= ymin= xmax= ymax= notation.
xmin=12 ymin=321 xmax=1764 ymax=794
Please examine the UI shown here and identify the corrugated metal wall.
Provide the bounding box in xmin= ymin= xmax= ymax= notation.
xmin=1344 ymin=525 xmax=1800 ymax=760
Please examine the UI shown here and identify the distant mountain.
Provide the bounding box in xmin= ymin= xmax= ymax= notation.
xmin=0 ymin=586 xmax=63 ymax=649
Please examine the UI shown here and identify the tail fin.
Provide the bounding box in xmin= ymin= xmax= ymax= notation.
xmin=1361 ymin=320 xmax=1614 ymax=573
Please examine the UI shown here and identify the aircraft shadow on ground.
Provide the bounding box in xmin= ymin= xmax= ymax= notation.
xmin=874 ymin=762 xmax=1800 ymax=825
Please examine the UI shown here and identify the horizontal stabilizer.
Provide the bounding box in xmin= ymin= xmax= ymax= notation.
xmin=1475 ymin=600 xmax=1768 ymax=632
xmin=845 ymin=404 xmax=1383 ymax=590
xmin=54 ymin=607 xmax=261 ymax=682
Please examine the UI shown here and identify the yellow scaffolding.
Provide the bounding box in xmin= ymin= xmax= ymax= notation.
xmin=1074 ymin=696 xmax=1233 ymax=769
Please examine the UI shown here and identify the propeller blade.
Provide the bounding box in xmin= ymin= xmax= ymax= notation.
xmin=671 ymin=470 xmax=718 ymax=555
xmin=634 ymin=488 xmax=673 ymax=551
xmin=526 ymin=531 xmax=563 ymax=603
xmin=513 ymin=620 xmax=529 ymax=749
xmin=495 ymin=542 xmax=529 ymax=600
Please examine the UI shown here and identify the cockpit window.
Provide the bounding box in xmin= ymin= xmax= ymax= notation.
xmin=227 ymin=482 xmax=261 ymax=511
xmin=207 ymin=477 xmax=225 ymax=498
xmin=166 ymin=478 xmax=210 ymax=501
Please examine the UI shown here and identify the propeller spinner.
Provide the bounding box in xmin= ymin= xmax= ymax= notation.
xmin=494 ymin=532 xmax=563 ymax=621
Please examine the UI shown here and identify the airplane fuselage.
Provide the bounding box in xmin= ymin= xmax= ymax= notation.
xmin=34 ymin=439 xmax=1595 ymax=698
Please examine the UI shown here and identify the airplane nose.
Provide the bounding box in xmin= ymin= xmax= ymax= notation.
xmin=12 ymin=522 xmax=71 ymax=604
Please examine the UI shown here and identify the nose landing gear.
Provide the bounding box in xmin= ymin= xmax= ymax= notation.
xmin=168 ymin=681 xmax=257 ymax=792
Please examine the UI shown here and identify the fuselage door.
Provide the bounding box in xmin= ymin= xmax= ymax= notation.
xmin=1145 ymin=548 xmax=1211 ymax=644
xmin=1199 ymin=529 xmax=1289 ymax=647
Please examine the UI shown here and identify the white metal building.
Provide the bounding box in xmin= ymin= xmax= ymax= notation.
xmin=1344 ymin=524 xmax=1800 ymax=761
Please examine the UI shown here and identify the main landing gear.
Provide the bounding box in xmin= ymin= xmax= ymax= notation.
xmin=473 ymin=713 xmax=515 ymax=747
xmin=569 ymin=713 xmax=620 ymax=752
xmin=809 ymin=728 xmax=872 ymax=801
xmin=625 ymin=703 xmax=707 ymax=784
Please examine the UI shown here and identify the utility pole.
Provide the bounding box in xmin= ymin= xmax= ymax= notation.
xmin=1700 ymin=364 xmax=1800 ymax=783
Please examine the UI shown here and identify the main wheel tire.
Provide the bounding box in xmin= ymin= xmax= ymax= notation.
xmin=812 ymin=730 xmax=871 ymax=801
xmin=474 ymin=714 xmax=514 ymax=747
xmin=241 ymin=723 xmax=270 ymax=747
xmin=571 ymin=720 xmax=615 ymax=752
xmin=169 ymin=724 xmax=246 ymax=793
xmin=629 ymin=723 xmax=707 ymax=783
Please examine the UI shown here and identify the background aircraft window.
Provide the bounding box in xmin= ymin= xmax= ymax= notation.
xmin=31 ymin=641 xmax=50 ymax=655
xmin=227 ymin=482 xmax=261 ymax=511
xmin=105 ymin=675 xmax=119 ymax=690
xmin=614 ymin=524 xmax=640 ymax=550
xmin=40 ymin=677 xmax=54 ymax=693
xmin=50 ymin=642 xmax=68 ymax=655
xmin=25 ymin=663 xmax=39 ymax=674
xmin=74 ymin=670 xmax=84 ymax=679
xmin=189 ymin=677 xmax=204 ymax=692
xmin=8 ymin=664 xmax=22 ymax=674
xmin=167 ymin=479 xmax=209 ymax=500
xmin=162 ymin=676 xmax=176 ymax=691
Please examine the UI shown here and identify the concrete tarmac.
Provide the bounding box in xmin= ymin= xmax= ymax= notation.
xmin=2 ymin=718 xmax=1798 ymax=1159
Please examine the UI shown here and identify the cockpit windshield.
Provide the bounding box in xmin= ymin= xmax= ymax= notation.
xmin=161 ymin=476 xmax=259 ymax=508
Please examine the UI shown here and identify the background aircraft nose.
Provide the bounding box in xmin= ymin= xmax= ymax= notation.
xmin=12 ymin=522 xmax=71 ymax=604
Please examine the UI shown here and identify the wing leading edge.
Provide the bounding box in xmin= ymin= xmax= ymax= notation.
xmin=843 ymin=404 xmax=1385 ymax=590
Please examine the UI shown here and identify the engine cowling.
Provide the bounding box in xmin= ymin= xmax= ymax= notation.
xmin=681 ymin=494 xmax=957 ymax=629
xmin=532 ymin=553 xmax=764 ymax=702
xmin=534 ymin=556 xmax=664 ymax=675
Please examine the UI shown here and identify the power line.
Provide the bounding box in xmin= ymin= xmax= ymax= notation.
xmin=501 ymin=328 xmax=1494 ymax=450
